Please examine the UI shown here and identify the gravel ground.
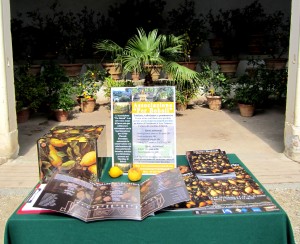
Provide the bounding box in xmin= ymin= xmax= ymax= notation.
xmin=1 ymin=186 xmax=299 ymax=243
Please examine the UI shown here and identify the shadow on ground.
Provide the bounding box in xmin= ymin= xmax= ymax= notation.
xmin=225 ymin=104 xmax=286 ymax=153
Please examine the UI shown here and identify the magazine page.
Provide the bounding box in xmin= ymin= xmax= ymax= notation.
xmin=140 ymin=168 xmax=190 ymax=219
xmin=33 ymin=169 xmax=189 ymax=221
xmin=165 ymin=171 xmax=213 ymax=210
xmin=33 ymin=173 xmax=142 ymax=221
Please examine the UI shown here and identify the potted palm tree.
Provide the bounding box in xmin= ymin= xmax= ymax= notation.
xmin=94 ymin=40 xmax=123 ymax=80
xmin=96 ymin=28 xmax=203 ymax=87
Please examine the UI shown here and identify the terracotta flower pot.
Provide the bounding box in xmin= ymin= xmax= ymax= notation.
xmin=102 ymin=63 xmax=122 ymax=80
xmin=216 ymin=60 xmax=239 ymax=78
xmin=81 ymin=99 xmax=96 ymax=113
xmin=206 ymin=96 xmax=222 ymax=111
xmin=176 ymin=102 xmax=187 ymax=111
xmin=17 ymin=107 xmax=30 ymax=123
xmin=54 ymin=109 xmax=69 ymax=122
xmin=177 ymin=61 xmax=198 ymax=71
xmin=60 ymin=63 xmax=83 ymax=77
xmin=238 ymin=103 xmax=255 ymax=117
xmin=264 ymin=58 xmax=287 ymax=70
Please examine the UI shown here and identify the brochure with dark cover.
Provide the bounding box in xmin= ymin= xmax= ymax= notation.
xmin=33 ymin=168 xmax=190 ymax=221
xmin=196 ymin=163 xmax=280 ymax=214
xmin=165 ymin=163 xmax=279 ymax=214
xmin=186 ymin=149 xmax=236 ymax=180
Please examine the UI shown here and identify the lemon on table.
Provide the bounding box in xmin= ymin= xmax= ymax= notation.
xmin=108 ymin=166 xmax=123 ymax=178
xmin=128 ymin=167 xmax=143 ymax=182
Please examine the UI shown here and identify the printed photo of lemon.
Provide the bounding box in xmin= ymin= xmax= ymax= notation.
xmin=128 ymin=167 xmax=143 ymax=182
xmin=108 ymin=166 xmax=123 ymax=178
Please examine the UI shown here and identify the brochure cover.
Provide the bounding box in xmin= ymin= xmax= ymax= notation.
xmin=186 ymin=149 xmax=236 ymax=180
xmin=111 ymin=86 xmax=176 ymax=174
xmin=165 ymin=163 xmax=280 ymax=214
xmin=33 ymin=168 xmax=190 ymax=221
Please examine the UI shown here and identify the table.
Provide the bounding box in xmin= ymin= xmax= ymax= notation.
xmin=4 ymin=155 xmax=295 ymax=244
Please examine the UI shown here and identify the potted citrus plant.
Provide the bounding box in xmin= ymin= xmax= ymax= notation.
xmin=50 ymin=81 xmax=76 ymax=122
xmin=14 ymin=64 xmax=47 ymax=122
xmin=207 ymin=8 xmax=242 ymax=77
xmin=167 ymin=0 xmax=208 ymax=69
xmin=264 ymin=10 xmax=290 ymax=70
xmin=200 ymin=63 xmax=229 ymax=111
xmin=234 ymin=74 xmax=265 ymax=117
xmin=76 ymin=69 xmax=103 ymax=113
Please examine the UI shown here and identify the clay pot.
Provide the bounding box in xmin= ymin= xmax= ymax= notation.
xmin=54 ymin=109 xmax=69 ymax=122
xmin=81 ymin=99 xmax=96 ymax=113
xmin=60 ymin=63 xmax=83 ymax=77
xmin=102 ymin=63 xmax=122 ymax=80
xmin=206 ymin=96 xmax=222 ymax=111
xmin=216 ymin=60 xmax=239 ymax=78
xmin=17 ymin=107 xmax=30 ymax=123
xmin=238 ymin=103 xmax=255 ymax=117
xmin=177 ymin=61 xmax=198 ymax=71
xmin=264 ymin=58 xmax=287 ymax=70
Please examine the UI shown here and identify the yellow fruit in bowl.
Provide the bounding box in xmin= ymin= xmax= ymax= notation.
xmin=108 ymin=166 xmax=123 ymax=178
xmin=128 ymin=167 xmax=143 ymax=182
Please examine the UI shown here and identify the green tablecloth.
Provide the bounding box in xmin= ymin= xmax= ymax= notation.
xmin=4 ymin=154 xmax=295 ymax=244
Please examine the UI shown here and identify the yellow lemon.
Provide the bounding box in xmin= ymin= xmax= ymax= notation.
xmin=88 ymin=164 xmax=97 ymax=175
xmin=108 ymin=166 xmax=123 ymax=178
xmin=48 ymin=145 xmax=62 ymax=167
xmin=80 ymin=151 xmax=97 ymax=167
xmin=49 ymin=138 xmax=67 ymax=147
xmin=128 ymin=167 xmax=143 ymax=182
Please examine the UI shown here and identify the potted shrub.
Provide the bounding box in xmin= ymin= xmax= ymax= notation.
xmin=167 ymin=0 xmax=208 ymax=68
xmin=207 ymin=8 xmax=242 ymax=77
xmin=234 ymin=73 xmax=266 ymax=117
xmin=264 ymin=10 xmax=290 ymax=70
xmin=200 ymin=63 xmax=229 ymax=110
xmin=37 ymin=61 xmax=69 ymax=113
xmin=102 ymin=76 xmax=135 ymax=102
xmin=50 ymin=81 xmax=76 ymax=122
xmin=239 ymin=1 xmax=268 ymax=55
xmin=14 ymin=64 xmax=47 ymax=122
xmin=75 ymin=69 xmax=104 ymax=113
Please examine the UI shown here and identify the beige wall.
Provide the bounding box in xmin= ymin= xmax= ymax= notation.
xmin=0 ymin=0 xmax=19 ymax=164
xmin=284 ymin=0 xmax=300 ymax=161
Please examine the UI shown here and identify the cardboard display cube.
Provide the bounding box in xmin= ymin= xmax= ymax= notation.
xmin=37 ymin=125 xmax=106 ymax=183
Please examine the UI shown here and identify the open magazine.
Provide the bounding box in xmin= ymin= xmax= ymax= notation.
xmin=33 ymin=168 xmax=189 ymax=222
